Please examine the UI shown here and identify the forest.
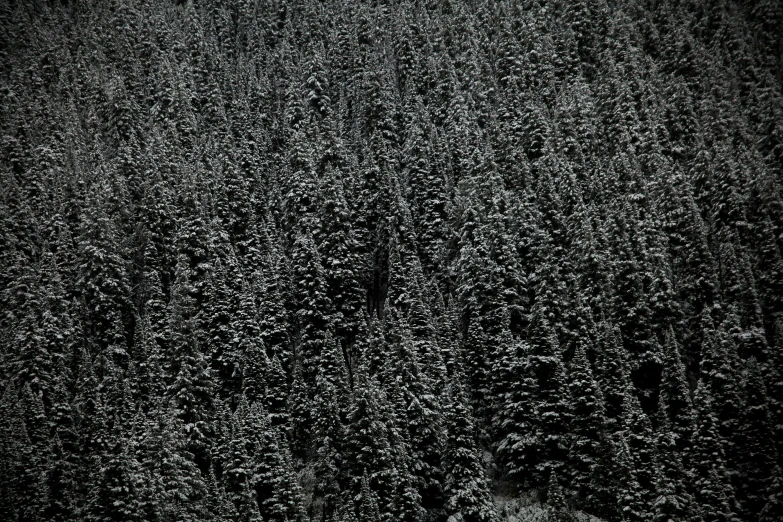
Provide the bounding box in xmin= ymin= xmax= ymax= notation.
xmin=1 ymin=0 xmax=782 ymax=520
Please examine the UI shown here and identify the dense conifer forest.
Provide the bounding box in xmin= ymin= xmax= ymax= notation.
xmin=1 ymin=0 xmax=783 ymax=520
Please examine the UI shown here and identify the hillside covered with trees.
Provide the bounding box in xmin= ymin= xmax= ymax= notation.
xmin=1 ymin=0 xmax=783 ymax=520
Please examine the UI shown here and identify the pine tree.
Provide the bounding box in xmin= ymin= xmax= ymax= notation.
xmin=701 ymin=311 xmax=743 ymax=472
xmin=357 ymin=471 xmax=383 ymax=522
xmin=228 ymin=278 xmax=267 ymax=404
xmin=526 ymin=301 xmax=571 ymax=485
xmin=167 ymin=255 xmax=215 ymax=472
xmin=291 ymin=228 xmax=333 ymax=386
xmin=317 ymin=168 xmax=364 ymax=346
xmin=221 ymin=413 xmax=263 ymax=522
xmin=344 ymin=374 xmax=400 ymax=521
xmin=287 ymin=358 xmax=312 ymax=460
xmin=614 ymin=434 xmax=648 ymax=522
xmin=651 ymin=416 xmax=694 ymax=522
xmin=137 ymin=407 xmax=208 ymax=522
xmin=494 ymin=337 xmax=537 ymax=485
xmin=0 ymin=382 xmax=39 ymax=521
xmin=690 ymin=380 xmax=738 ymax=522
xmin=443 ymin=383 xmax=498 ymax=522
xmin=760 ymin=466 xmax=783 ymax=522
xmin=133 ymin=314 xmax=166 ymax=409
xmin=18 ymin=382 xmax=51 ymax=518
xmin=621 ymin=386 xmax=658 ymax=511
xmin=544 ymin=470 xmax=577 ymax=522
xmin=88 ymin=436 xmax=147 ymax=522
xmin=2 ymin=2 xmax=783 ymax=521
xmin=402 ymin=101 xmax=447 ymax=272
xmin=9 ymin=257 xmax=70 ymax=401
xmin=43 ymin=431 xmax=78 ymax=522
xmin=256 ymin=226 xmax=293 ymax=360
xmin=656 ymin=166 xmax=717 ymax=359
xmin=658 ymin=328 xmax=695 ymax=461
xmin=200 ymin=259 xmax=240 ymax=403
xmin=243 ymin=402 xmax=306 ymax=522
xmin=241 ymin=330 xmax=269 ymax=407
xmin=736 ymin=357 xmax=778 ymax=519
xmin=567 ymin=341 xmax=610 ymax=512
xmin=311 ymin=336 xmax=349 ymax=518
xmin=595 ymin=319 xmax=633 ymax=433
xmin=312 ymin=374 xmax=345 ymax=521
xmin=265 ymin=354 xmax=289 ymax=429
xmin=76 ymin=184 xmax=132 ymax=366
xmin=389 ymin=325 xmax=445 ymax=516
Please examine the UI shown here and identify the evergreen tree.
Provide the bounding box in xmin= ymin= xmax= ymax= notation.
xmin=736 ymin=357 xmax=778 ymax=519
xmin=317 ymin=168 xmax=364 ymax=346
xmin=343 ymin=374 xmax=400 ymax=522
xmin=43 ymin=431 xmax=78 ymax=522
xmin=136 ymin=407 xmax=208 ymax=522
xmin=291 ymin=228 xmax=333 ymax=386
xmin=544 ymin=470 xmax=577 ymax=522
xmin=651 ymin=417 xmax=694 ymax=522
xmin=620 ymin=386 xmax=658 ymax=512
xmin=494 ymin=337 xmax=536 ymax=485
xmin=2 ymin=3 xmax=783 ymax=521
xmin=614 ymin=433 xmax=648 ymax=522
xmin=760 ymin=466 xmax=783 ymax=522
xmin=658 ymin=328 xmax=695 ymax=461
xmin=525 ymin=301 xmax=571 ymax=485
xmin=443 ymin=383 xmax=497 ymax=522
xmin=76 ymin=184 xmax=132 ymax=365
xmin=265 ymin=355 xmax=289 ymax=429
xmin=567 ymin=342 xmax=610 ymax=513
xmin=221 ymin=413 xmax=263 ymax=522
xmin=167 ymin=255 xmax=215 ymax=472
xmin=358 ymin=471 xmax=383 ymax=522
xmin=243 ymin=402 xmax=306 ymax=522
xmin=88 ymin=436 xmax=147 ymax=522
xmin=690 ymin=380 xmax=738 ymax=522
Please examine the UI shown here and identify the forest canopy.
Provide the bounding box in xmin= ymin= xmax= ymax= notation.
xmin=1 ymin=0 xmax=782 ymax=521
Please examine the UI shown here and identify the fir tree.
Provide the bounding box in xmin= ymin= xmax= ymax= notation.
xmin=736 ymin=357 xmax=778 ymax=519
xmin=658 ymin=328 xmax=695 ymax=461
xmin=567 ymin=341 xmax=610 ymax=512
xmin=344 ymin=373 xmax=400 ymax=521
xmin=443 ymin=383 xmax=497 ymax=522
xmin=221 ymin=413 xmax=263 ymax=522
xmin=690 ymin=380 xmax=738 ymax=522
xmin=244 ymin=402 xmax=306 ymax=522
xmin=291 ymin=228 xmax=333 ymax=386
xmin=88 ymin=437 xmax=147 ymax=522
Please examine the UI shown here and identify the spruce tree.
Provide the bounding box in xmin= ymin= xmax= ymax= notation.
xmin=317 ymin=168 xmax=364 ymax=346
xmin=620 ymin=385 xmax=658 ymax=512
xmin=567 ymin=341 xmax=610 ymax=513
xmin=220 ymin=413 xmax=263 ymax=522
xmin=291 ymin=228 xmax=333 ymax=386
xmin=526 ymin=300 xmax=571 ymax=486
xmin=760 ymin=466 xmax=783 ymax=522
xmin=658 ymin=328 xmax=695 ymax=462
xmin=88 ymin=436 xmax=147 ymax=522
xmin=736 ymin=357 xmax=778 ymax=519
xmin=443 ymin=383 xmax=498 ymax=522
xmin=690 ymin=380 xmax=738 ymax=522
xmin=167 ymin=255 xmax=215 ymax=472
xmin=136 ymin=407 xmax=208 ymax=522
xmin=243 ymin=402 xmax=306 ymax=522
xmin=651 ymin=416 xmax=694 ymax=522
xmin=343 ymin=373 xmax=400 ymax=522
xmin=265 ymin=354 xmax=289 ymax=429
